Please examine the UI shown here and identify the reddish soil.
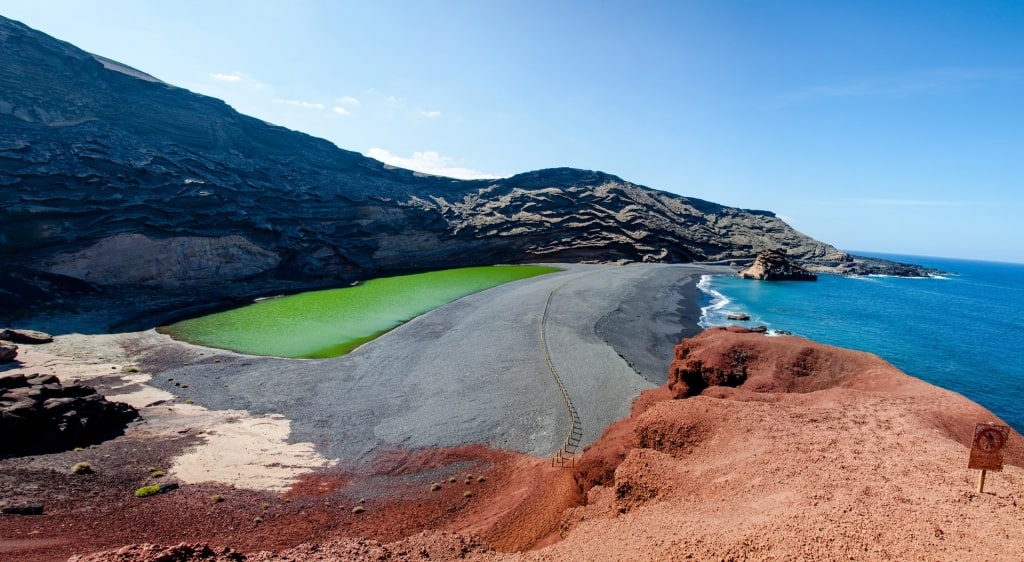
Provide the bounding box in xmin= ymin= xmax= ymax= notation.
xmin=1 ymin=438 xmax=575 ymax=561
xmin=538 ymin=328 xmax=1024 ymax=560
xmin=6 ymin=327 xmax=1024 ymax=561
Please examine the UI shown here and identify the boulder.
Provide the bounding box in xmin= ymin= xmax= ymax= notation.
xmin=0 ymin=373 xmax=27 ymax=388
xmin=0 ymin=372 xmax=138 ymax=455
xmin=0 ymin=344 xmax=17 ymax=363
xmin=0 ymin=503 xmax=44 ymax=515
xmin=726 ymin=313 xmax=750 ymax=321
xmin=738 ymin=249 xmax=817 ymax=281
xmin=0 ymin=329 xmax=54 ymax=344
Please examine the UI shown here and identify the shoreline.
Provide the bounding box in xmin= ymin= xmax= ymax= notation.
xmin=127 ymin=263 xmax=737 ymax=464
xmin=3 ymin=262 xmax=1024 ymax=560
xmin=694 ymin=261 xmax=1024 ymax=433
xmin=3 ymin=263 xmax=733 ymax=481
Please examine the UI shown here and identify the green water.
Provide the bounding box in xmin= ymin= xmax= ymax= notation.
xmin=158 ymin=265 xmax=560 ymax=358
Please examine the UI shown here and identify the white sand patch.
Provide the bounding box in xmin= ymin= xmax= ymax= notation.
xmin=7 ymin=331 xmax=337 ymax=492
xmin=169 ymin=409 xmax=337 ymax=492
xmin=105 ymin=374 xmax=176 ymax=409
xmin=5 ymin=337 xmax=127 ymax=382
xmin=6 ymin=333 xmax=174 ymax=409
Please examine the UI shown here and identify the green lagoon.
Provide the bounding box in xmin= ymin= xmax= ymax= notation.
xmin=158 ymin=265 xmax=560 ymax=359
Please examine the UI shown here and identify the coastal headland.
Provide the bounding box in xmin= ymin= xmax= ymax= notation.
xmin=2 ymin=263 xmax=1022 ymax=561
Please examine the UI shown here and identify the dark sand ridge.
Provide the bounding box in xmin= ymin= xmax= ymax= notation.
xmin=131 ymin=263 xmax=734 ymax=466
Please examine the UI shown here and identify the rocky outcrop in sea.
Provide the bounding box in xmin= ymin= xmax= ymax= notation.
xmin=738 ymin=249 xmax=818 ymax=281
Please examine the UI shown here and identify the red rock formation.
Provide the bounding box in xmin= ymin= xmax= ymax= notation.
xmin=552 ymin=327 xmax=1024 ymax=560
xmin=668 ymin=325 xmax=893 ymax=397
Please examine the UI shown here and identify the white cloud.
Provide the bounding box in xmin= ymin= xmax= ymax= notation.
xmin=782 ymin=66 xmax=1024 ymax=104
xmin=420 ymin=110 xmax=442 ymax=118
xmin=855 ymin=199 xmax=962 ymax=207
xmin=210 ymin=72 xmax=243 ymax=82
xmin=337 ymin=96 xmax=360 ymax=106
xmin=273 ymin=99 xmax=326 ymax=110
xmin=365 ymin=148 xmax=501 ymax=180
xmin=332 ymin=106 xmax=351 ymax=116
xmin=207 ymin=72 xmax=265 ymax=90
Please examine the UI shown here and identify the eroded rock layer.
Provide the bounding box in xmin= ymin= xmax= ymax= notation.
xmin=737 ymin=248 xmax=818 ymax=281
xmin=0 ymin=15 xmax=935 ymax=319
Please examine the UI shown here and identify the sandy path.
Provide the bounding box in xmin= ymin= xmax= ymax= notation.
xmin=544 ymin=265 xmax=703 ymax=447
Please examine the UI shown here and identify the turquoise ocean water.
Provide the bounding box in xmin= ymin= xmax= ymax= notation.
xmin=698 ymin=253 xmax=1024 ymax=432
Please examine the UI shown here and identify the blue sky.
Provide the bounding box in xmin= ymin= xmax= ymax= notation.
xmin=4 ymin=1 xmax=1023 ymax=262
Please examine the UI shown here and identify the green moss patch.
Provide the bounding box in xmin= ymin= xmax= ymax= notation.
xmin=134 ymin=485 xmax=162 ymax=498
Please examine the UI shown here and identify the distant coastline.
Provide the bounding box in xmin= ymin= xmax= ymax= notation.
xmin=697 ymin=254 xmax=1024 ymax=432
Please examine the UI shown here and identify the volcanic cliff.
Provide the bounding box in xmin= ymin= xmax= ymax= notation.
xmin=0 ymin=16 xmax=931 ymax=323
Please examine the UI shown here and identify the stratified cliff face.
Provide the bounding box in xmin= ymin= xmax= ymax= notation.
xmin=0 ymin=15 xmax=450 ymax=288
xmin=403 ymin=168 xmax=837 ymax=265
xmin=738 ymin=248 xmax=818 ymax=281
xmin=0 ymin=16 xmax=925 ymax=316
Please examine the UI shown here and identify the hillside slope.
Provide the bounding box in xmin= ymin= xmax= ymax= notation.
xmin=0 ymin=16 xmax=925 ymax=319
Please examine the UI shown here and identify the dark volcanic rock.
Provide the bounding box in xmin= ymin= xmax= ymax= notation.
xmin=805 ymin=255 xmax=943 ymax=277
xmin=0 ymin=265 xmax=100 ymax=313
xmin=0 ymin=372 xmax=138 ymax=455
xmin=0 ymin=328 xmax=53 ymax=344
xmin=0 ymin=16 xmax=935 ymax=322
xmin=0 ymin=343 xmax=16 ymax=363
xmin=738 ymin=249 xmax=818 ymax=281
xmin=0 ymin=502 xmax=44 ymax=515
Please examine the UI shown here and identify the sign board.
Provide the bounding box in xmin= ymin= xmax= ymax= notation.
xmin=968 ymin=423 xmax=1010 ymax=471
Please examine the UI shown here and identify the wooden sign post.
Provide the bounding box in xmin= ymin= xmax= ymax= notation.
xmin=967 ymin=423 xmax=1010 ymax=493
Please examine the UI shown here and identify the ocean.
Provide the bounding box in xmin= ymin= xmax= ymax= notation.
xmin=698 ymin=252 xmax=1024 ymax=432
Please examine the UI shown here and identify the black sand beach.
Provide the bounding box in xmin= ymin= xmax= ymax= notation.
xmin=126 ymin=263 xmax=733 ymax=466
